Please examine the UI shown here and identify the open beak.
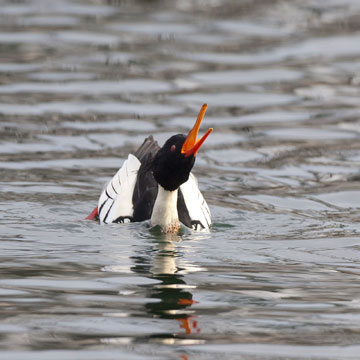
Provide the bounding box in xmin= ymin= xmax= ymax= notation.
xmin=181 ymin=104 xmax=213 ymax=157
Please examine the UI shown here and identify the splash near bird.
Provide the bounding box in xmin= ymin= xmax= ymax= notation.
xmin=87 ymin=104 xmax=213 ymax=233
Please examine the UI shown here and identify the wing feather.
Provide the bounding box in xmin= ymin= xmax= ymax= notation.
xmin=98 ymin=154 xmax=141 ymax=224
xmin=180 ymin=173 xmax=211 ymax=230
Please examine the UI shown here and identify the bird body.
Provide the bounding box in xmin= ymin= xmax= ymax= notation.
xmin=88 ymin=104 xmax=212 ymax=233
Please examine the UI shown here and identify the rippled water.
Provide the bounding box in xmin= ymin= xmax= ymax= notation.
xmin=1 ymin=0 xmax=360 ymax=359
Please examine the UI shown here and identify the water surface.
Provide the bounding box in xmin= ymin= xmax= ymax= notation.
xmin=1 ymin=0 xmax=360 ymax=359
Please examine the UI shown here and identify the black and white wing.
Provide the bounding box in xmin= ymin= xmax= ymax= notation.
xmin=98 ymin=154 xmax=141 ymax=224
xmin=180 ymin=173 xmax=211 ymax=231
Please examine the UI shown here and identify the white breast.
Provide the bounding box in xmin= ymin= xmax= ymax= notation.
xmin=150 ymin=185 xmax=180 ymax=233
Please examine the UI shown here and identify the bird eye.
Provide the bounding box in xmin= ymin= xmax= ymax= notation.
xmin=171 ymin=145 xmax=176 ymax=152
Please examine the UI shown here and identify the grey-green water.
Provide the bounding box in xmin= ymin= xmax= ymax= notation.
xmin=1 ymin=0 xmax=360 ymax=359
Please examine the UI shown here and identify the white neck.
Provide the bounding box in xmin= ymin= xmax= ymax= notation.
xmin=151 ymin=185 xmax=180 ymax=233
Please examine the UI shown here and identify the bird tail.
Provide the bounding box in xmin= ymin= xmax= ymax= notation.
xmin=134 ymin=135 xmax=160 ymax=163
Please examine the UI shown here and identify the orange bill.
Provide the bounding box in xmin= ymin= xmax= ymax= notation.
xmin=181 ymin=104 xmax=213 ymax=157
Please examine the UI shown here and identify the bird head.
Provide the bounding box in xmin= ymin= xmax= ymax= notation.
xmin=152 ymin=104 xmax=213 ymax=191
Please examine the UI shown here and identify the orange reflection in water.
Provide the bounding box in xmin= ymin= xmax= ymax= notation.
xmin=177 ymin=298 xmax=199 ymax=306
xmin=179 ymin=355 xmax=189 ymax=360
xmin=176 ymin=315 xmax=201 ymax=334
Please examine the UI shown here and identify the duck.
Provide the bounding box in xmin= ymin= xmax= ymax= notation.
xmin=86 ymin=104 xmax=213 ymax=233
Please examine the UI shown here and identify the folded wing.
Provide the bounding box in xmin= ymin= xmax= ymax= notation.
xmin=98 ymin=154 xmax=141 ymax=224
xmin=180 ymin=173 xmax=211 ymax=231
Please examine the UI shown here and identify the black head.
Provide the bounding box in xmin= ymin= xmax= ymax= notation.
xmin=152 ymin=134 xmax=195 ymax=191
xmin=152 ymin=104 xmax=213 ymax=191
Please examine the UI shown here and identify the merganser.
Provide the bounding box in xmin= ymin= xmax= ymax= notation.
xmin=87 ymin=104 xmax=213 ymax=233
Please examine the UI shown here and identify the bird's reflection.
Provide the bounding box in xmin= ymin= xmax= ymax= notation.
xmin=130 ymin=233 xmax=201 ymax=336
